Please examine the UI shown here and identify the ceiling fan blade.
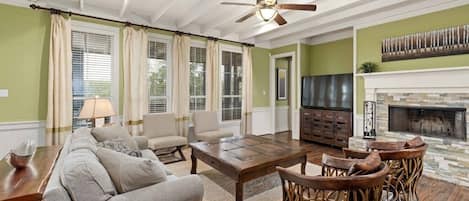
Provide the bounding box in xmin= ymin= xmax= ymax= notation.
xmin=274 ymin=14 xmax=287 ymax=26
xmin=220 ymin=2 xmax=256 ymax=6
xmin=276 ymin=4 xmax=317 ymax=11
xmin=235 ymin=11 xmax=256 ymax=23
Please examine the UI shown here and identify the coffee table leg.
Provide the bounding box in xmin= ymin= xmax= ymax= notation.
xmin=301 ymin=155 xmax=307 ymax=175
xmin=235 ymin=181 xmax=243 ymax=201
xmin=191 ymin=150 xmax=197 ymax=174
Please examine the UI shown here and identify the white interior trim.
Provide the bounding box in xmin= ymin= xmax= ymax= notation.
xmin=270 ymin=51 xmax=296 ymax=136
xmin=0 ymin=121 xmax=46 ymax=158
xmin=307 ymin=28 xmax=354 ymax=46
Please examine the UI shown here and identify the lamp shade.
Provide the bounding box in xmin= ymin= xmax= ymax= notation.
xmin=78 ymin=97 xmax=115 ymax=119
xmin=256 ymin=7 xmax=278 ymax=22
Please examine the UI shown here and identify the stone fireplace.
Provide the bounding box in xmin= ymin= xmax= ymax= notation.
xmin=388 ymin=105 xmax=466 ymax=141
xmin=350 ymin=67 xmax=469 ymax=187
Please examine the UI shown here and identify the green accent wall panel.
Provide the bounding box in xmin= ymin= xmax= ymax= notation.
xmin=356 ymin=4 xmax=469 ymax=114
xmin=252 ymin=47 xmax=270 ymax=107
xmin=309 ymin=38 xmax=353 ymax=75
xmin=0 ymin=4 xmax=50 ymax=122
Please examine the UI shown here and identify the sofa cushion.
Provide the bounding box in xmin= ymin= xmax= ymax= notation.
xmin=143 ymin=113 xmax=178 ymax=138
xmin=195 ymin=130 xmax=233 ymax=142
xmin=193 ymin=111 xmax=219 ymax=134
xmin=91 ymin=125 xmax=138 ymax=150
xmin=140 ymin=150 xmax=173 ymax=176
xmin=97 ymin=139 xmax=143 ymax=157
xmin=148 ymin=136 xmax=187 ymax=150
xmin=96 ymin=148 xmax=167 ymax=193
xmin=61 ymin=149 xmax=116 ymax=201
xmin=69 ymin=137 xmax=97 ymax=153
xmin=348 ymin=151 xmax=381 ymax=176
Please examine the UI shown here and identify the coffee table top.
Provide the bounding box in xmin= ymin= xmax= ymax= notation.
xmin=190 ymin=135 xmax=308 ymax=172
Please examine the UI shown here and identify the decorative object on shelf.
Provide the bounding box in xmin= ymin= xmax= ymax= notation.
xmin=6 ymin=140 xmax=36 ymax=169
xmin=359 ymin=62 xmax=378 ymax=73
xmin=79 ymin=96 xmax=115 ymax=127
xmin=276 ymin=68 xmax=287 ymax=100
xmin=363 ymin=101 xmax=376 ymax=139
xmin=381 ymin=24 xmax=469 ymax=62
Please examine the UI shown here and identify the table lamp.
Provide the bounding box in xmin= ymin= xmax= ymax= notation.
xmin=78 ymin=97 xmax=115 ymax=127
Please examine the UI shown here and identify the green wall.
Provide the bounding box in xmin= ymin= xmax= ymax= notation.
xmin=356 ymin=4 xmax=469 ymax=114
xmin=308 ymin=38 xmax=353 ymax=75
xmin=0 ymin=3 xmax=272 ymax=122
xmin=252 ymin=47 xmax=270 ymax=107
xmin=0 ymin=4 xmax=50 ymax=122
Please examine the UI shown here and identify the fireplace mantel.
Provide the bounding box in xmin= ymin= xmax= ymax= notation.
xmin=357 ymin=66 xmax=469 ymax=91
xmin=353 ymin=66 xmax=469 ymax=187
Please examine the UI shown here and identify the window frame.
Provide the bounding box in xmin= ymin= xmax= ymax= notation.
xmin=219 ymin=44 xmax=243 ymax=123
xmin=189 ymin=40 xmax=207 ymax=112
xmin=71 ymin=20 xmax=120 ymax=124
xmin=147 ymin=33 xmax=173 ymax=113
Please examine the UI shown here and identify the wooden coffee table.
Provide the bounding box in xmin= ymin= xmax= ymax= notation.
xmin=190 ymin=135 xmax=308 ymax=201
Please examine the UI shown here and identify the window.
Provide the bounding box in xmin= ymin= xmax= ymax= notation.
xmin=221 ymin=50 xmax=242 ymax=121
xmin=71 ymin=25 xmax=118 ymax=130
xmin=147 ymin=39 xmax=171 ymax=113
xmin=189 ymin=46 xmax=206 ymax=112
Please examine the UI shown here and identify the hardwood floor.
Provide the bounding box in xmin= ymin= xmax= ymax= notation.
xmin=261 ymin=132 xmax=469 ymax=201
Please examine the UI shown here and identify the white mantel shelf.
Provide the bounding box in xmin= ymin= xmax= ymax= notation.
xmin=357 ymin=66 xmax=469 ymax=92
xmin=355 ymin=66 xmax=469 ymax=77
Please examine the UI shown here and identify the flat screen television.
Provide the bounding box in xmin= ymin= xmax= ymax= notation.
xmin=301 ymin=73 xmax=353 ymax=111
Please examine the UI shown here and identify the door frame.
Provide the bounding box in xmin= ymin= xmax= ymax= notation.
xmin=270 ymin=52 xmax=296 ymax=135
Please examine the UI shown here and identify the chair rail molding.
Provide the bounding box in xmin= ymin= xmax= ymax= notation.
xmin=0 ymin=121 xmax=46 ymax=158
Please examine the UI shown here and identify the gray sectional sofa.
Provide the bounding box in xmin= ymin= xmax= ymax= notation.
xmin=43 ymin=127 xmax=204 ymax=201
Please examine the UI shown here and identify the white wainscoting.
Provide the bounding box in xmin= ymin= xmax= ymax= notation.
xmin=275 ymin=106 xmax=290 ymax=133
xmin=252 ymin=107 xmax=273 ymax=135
xmin=220 ymin=120 xmax=241 ymax=136
xmin=0 ymin=121 xmax=46 ymax=158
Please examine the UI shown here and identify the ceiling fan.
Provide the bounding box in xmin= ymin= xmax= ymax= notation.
xmin=220 ymin=0 xmax=317 ymax=25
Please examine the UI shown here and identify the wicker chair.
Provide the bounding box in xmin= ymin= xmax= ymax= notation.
xmin=277 ymin=154 xmax=390 ymax=201
xmin=343 ymin=143 xmax=428 ymax=201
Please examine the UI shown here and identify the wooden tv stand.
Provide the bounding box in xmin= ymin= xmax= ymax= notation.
xmin=300 ymin=108 xmax=352 ymax=148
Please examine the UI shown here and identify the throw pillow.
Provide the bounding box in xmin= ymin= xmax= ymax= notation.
xmin=97 ymin=138 xmax=143 ymax=158
xmin=61 ymin=149 xmax=117 ymax=201
xmin=348 ymin=151 xmax=381 ymax=176
xmin=91 ymin=125 xmax=138 ymax=150
xmin=96 ymin=148 xmax=167 ymax=193
xmin=404 ymin=136 xmax=425 ymax=148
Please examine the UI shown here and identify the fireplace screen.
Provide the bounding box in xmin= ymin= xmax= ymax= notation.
xmin=388 ymin=105 xmax=466 ymax=141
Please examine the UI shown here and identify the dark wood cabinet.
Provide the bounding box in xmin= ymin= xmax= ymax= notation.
xmin=300 ymin=108 xmax=352 ymax=147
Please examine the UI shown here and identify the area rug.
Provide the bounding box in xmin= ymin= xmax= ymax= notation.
xmin=166 ymin=149 xmax=322 ymax=201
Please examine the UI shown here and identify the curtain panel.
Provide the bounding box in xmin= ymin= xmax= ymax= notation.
xmin=46 ymin=14 xmax=73 ymax=145
xmin=172 ymin=34 xmax=191 ymax=136
xmin=206 ymin=40 xmax=220 ymax=112
xmin=123 ymin=27 xmax=148 ymax=135
xmin=241 ymin=46 xmax=253 ymax=135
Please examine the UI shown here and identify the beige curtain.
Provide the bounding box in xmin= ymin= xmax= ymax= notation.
xmin=206 ymin=40 xmax=219 ymax=112
xmin=172 ymin=34 xmax=191 ymax=136
xmin=46 ymin=14 xmax=72 ymax=145
xmin=123 ymin=27 xmax=148 ymax=135
xmin=241 ymin=46 xmax=253 ymax=135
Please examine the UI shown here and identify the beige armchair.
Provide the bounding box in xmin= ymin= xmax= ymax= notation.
xmin=143 ymin=113 xmax=187 ymax=162
xmin=192 ymin=111 xmax=233 ymax=142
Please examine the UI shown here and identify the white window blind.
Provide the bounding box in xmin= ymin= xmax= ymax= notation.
xmin=221 ymin=51 xmax=242 ymax=121
xmin=72 ymin=31 xmax=114 ymax=129
xmin=148 ymin=40 xmax=169 ymax=113
xmin=190 ymin=46 xmax=206 ymax=112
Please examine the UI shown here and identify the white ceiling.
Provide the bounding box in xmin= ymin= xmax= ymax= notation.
xmin=4 ymin=0 xmax=469 ymax=48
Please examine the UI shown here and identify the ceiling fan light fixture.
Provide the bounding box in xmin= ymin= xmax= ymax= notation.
xmin=256 ymin=7 xmax=278 ymax=22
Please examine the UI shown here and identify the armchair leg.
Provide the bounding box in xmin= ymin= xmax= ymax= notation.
xmin=177 ymin=146 xmax=186 ymax=161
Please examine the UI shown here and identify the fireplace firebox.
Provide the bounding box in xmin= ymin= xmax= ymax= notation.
xmin=388 ymin=105 xmax=466 ymax=141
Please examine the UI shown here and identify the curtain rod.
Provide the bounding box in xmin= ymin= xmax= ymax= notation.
xmin=29 ymin=4 xmax=255 ymax=47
